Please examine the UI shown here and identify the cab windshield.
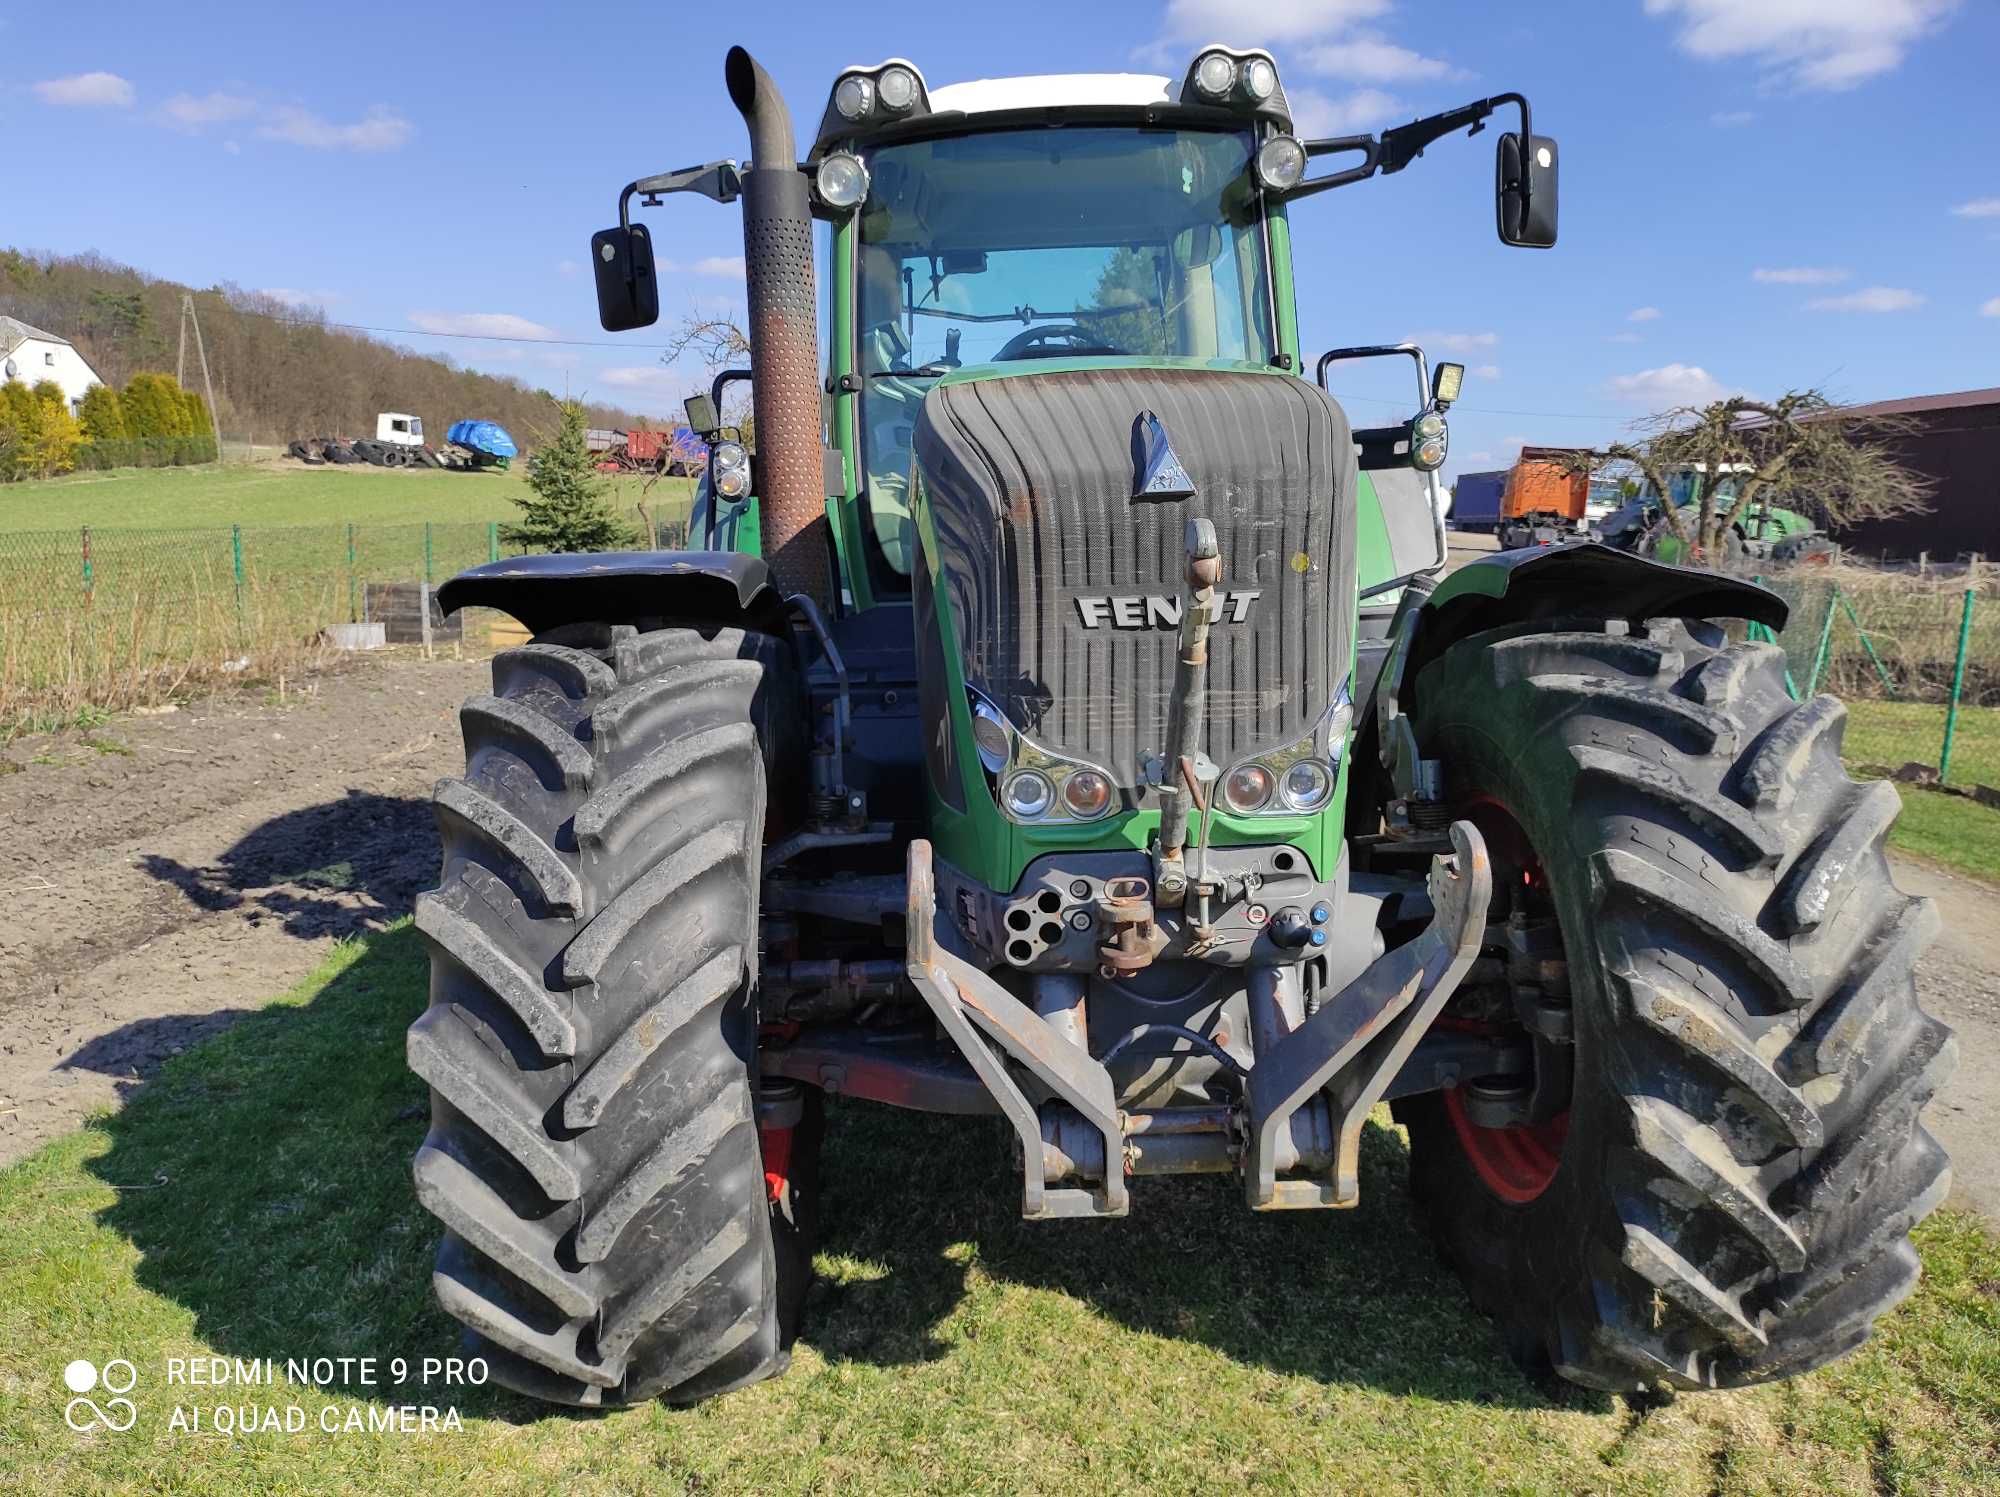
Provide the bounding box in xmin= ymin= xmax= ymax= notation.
xmin=855 ymin=125 xmax=1273 ymax=578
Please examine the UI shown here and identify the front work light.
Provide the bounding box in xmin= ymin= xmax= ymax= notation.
xmin=1433 ymin=361 xmax=1465 ymax=408
xmin=1194 ymin=52 xmax=1237 ymax=99
xmin=833 ymin=74 xmax=873 ymax=121
xmin=1241 ymin=57 xmax=1278 ymax=102
xmin=815 ymin=151 xmax=870 ymax=210
xmin=1255 ymin=135 xmax=1307 ymax=192
xmin=876 ymin=64 xmax=919 ymax=113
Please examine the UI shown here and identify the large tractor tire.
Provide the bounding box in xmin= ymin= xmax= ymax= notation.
xmin=1398 ymin=616 xmax=1953 ymax=1392
xmin=407 ymin=621 xmax=813 ymax=1406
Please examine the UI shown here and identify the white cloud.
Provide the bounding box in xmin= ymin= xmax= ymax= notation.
xmin=1950 ymin=197 xmax=2000 ymax=218
xmin=1981 ymin=297 xmax=2000 ymax=318
xmin=659 ymin=255 xmax=747 ymax=278
xmin=258 ymin=104 xmax=412 ymax=151
xmin=1470 ymin=364 xmax=1500 ymax=380
xmin=161 ymin=91 xmax=254 ymax=130
xmin=1710 ymin=109 xmax=1755 ymax=127
xmin=408 ymin=311 xmax=559 ymax=339
xmin=1627 ymin=306 xmax=1662 ymax=322
xmin=1162 ymin=0 xmax=1388 ymax=43
xmin=1806 ymin=285 xmax=1925 ymax=312
xmin=1301 ymin=35 xmax=1461 ymax=82
xmin=33 ymin=71 xmax=134 ymax=108
xmin=1457 ymin=450 xmax=1495 ymax=466
xmin=1606 ymin=331 xmax=1643 ymax=344
xmin=1642 ymin=0 xmax=1957 ymax=91
xmin=259 ymin=288 xmax=339 ymax=308
xmin=1609 ymin=363 xmax=1734 ymax=406
xmin=600 ymin=365 xmax=679 ymax=389
xmin=223 ymin=140 xmax=241 ymax=155
xmin=1406 ymin=330 xmax=1498 ymax=355
xmin=1752 ymin=265 xmax=1850 ymax=285
xmin=556 ymin=259 xmax=582 ymax=278
xmin=1287 ymin=87 xmax=1403 ymax=136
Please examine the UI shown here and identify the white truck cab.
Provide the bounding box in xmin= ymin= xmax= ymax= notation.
xmin=376 ymin=412 xmax=424 ymax=447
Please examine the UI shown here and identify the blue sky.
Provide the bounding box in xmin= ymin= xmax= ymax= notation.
xmin=7 ymin=0 xmax=1997 ymax=476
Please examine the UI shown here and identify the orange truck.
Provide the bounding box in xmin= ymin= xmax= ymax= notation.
xmin=1495 ymin=445 xmax=1590 ymax=549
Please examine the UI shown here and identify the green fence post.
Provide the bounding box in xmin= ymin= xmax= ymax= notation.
xmin=1836 ymin=591 xmax=1897 ymax=695
xmin=1940 ymin=588 xmax=1976 ymax=783
xmin=425 ymin=522 xmax=434 ymax=585
xmin=347 ymin=523 xmax=358 ymax=624
xmin=1806 ymin=584 xmax=1837 ymax=698
xmin=487 ymin=521 xmax=499 ymax=563
xmin=231 ymin=523 xmax=246 ymax=644
xmin=80 ymin=526 xmax=93 ymax=602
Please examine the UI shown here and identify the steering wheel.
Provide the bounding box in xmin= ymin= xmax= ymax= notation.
xmin=995 ymin=323 xmax=1125 ymax=360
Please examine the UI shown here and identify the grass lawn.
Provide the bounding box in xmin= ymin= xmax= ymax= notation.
xmin=0 ymin=463 xmax=694 ymax=533
xmin=1842 ymin=699 xmax=2000 ymax=886
xmin=3 ymin=927 xmax=1996 ymax=1493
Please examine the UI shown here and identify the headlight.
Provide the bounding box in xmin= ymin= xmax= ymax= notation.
xmin=970 ymin=697 xmax=1010 ymax=773
xmin=1060 ymin=769 xmax=1113 ymax=820
xmin=1193 ymin=52 xmax=1237 ymax=99
xmin=1221 ymin=763 xmax=1274 ymax=814
xmin=711 ymin=440 xmax=750 ymax=498
xmin=833 ymin=74 xmax=873 ymax=120
xmin=1002 ymin=770 xmax=1054 ymax=820
xmin=815 ymin=152 xmax=870 ymax=211
xmin=1241 ymin=57 xmax=1278 ymax=102
xmin=1415 ymin=412 xmax=1445 ymax=440
xmin=876 ymin=65 xmax=919 ymax=113
xmin=1255 ymin=135 xmax=1307 ymax=192
xmin=1414 ymin=435 xmax=1448 ymax=471
xmin=1280 ymin=759 xmax=1332 ymax=812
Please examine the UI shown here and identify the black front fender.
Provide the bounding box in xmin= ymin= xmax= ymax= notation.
xmin=1408 ymin=542 xmax=1786 ymax=678
xmin=436 ymin=550 xmax=784 ymax=634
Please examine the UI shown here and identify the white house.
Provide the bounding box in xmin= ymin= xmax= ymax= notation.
xmin=0 ymin=316 xmax=103 ymax=414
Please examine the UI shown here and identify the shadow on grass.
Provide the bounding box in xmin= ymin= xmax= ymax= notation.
xmin=87 ymin=924 xmax=1586 ymax=1418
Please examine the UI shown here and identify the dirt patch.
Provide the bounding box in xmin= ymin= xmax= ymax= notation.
xmin=0 ymin=652 xmax=485 ymax=1164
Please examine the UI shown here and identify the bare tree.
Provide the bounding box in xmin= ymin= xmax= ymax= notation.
xmin=662 ymin=311 xmax=750 ymax=374
xmin=1576 ymin=389 xmax=1934 ymax=565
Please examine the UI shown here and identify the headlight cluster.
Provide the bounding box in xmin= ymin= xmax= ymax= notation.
xmin=1217 ymin=684 xmax=1354 ymax=818
xmin=1411 ymin=411 xmax=1448 ymax=472
xmin=815 ymin=152 xmax=869 ymax=211
xmin=1189 ymin=49 xmax=1279 ymax=106
xmin=709 ymin=440 xmax=750 ymax=499
xmin=968 ymin=687 xmax=1120 ymax=824
xmin=832 ymin=63 xmax=924 ymax=124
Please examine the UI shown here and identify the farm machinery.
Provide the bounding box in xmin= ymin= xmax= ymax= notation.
xmin=408 ymin=43 xmax=1951 ymax=1407
xmin=286 ymin=414 xmax=515 ymax=470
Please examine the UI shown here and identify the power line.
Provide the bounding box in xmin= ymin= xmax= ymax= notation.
xmin=243 ymin=305 xmax=683 ymax=350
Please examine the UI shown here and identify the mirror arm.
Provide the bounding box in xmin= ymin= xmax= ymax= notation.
xmin=1284 ymin=92 xmax=1531 ymax=201
xmin=618 ymin=160 xmax=744 ymax=228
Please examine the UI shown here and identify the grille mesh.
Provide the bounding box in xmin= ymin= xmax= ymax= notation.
xmin=915 ymin=367 xmax=1357 ymax=786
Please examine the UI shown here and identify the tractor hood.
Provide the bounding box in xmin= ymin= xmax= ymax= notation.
xmin=913 ymin=364 xmax=1357 ymax=789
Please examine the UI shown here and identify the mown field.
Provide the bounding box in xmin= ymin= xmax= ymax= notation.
xmin=0 ymin=461 xmax=693 ymax=531
xmin=1 ymin=925 xmax=1995 ymax=1494
xmin=1845 ymin=700 xmax=2000 ymax=884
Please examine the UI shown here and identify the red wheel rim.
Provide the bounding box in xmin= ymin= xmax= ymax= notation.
xmin=1442 ymin=1088 xmax=1568 ymax=1204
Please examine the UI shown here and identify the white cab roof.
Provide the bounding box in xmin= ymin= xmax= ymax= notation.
xmin=927 ymin=73 xmax=1175 ymax=116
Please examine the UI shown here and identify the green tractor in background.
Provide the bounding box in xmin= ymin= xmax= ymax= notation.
xmin=1594 ymin=462 xmax=1837 ymax=567
xmin=409 ymin=43 xmax=1951 ymax=1407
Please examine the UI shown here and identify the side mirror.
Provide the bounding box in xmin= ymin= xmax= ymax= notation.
xmin=1431 ymin=362 xmax=1464 ymax=410
xmin=591 ymin=223 xmax=659 ymax=331
xmin=683 ymin=392 xmax=721 ymax=439
xmin=1496 ymin=131 xmax=1558 ymax=248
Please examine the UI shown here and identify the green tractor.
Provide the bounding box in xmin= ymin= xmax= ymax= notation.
xmin=411 ymin=44 xmax=1951 ymax=1407
xmin=1594 ymin=463 xmax=1835 ymax=568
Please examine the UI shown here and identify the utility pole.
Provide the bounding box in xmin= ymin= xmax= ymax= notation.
xmin=177 ymin=292 xmax=226 ymax=463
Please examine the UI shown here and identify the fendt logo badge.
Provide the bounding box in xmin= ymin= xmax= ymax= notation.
xmin=1073 ymin=591 xmax=1261 ymax=629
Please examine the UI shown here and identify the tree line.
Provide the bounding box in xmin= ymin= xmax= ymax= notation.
xmin=0 ymin=248 xmax=657 ymax=455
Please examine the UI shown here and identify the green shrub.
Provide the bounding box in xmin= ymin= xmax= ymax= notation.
xmin=77 ymin=383 xmax=127 ymax=442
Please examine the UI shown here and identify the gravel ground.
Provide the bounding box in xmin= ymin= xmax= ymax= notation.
xmin=0 ymin=645 xmax=1993 ymax=1227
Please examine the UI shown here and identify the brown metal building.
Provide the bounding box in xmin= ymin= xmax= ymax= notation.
xmin=1826 ymin=387 xmax=2000 ymax=562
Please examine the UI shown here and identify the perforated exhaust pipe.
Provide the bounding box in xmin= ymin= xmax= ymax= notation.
xmin=725 ymin=46 xmax=831 ymax=611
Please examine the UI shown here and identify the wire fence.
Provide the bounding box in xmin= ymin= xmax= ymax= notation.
xmin=1758 ymin=566 xmax=1999 ymax=795
xmin=0 ymin=510 xmax=691 ymax=731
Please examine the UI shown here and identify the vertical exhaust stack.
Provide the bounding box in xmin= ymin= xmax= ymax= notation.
xmin=725 ymin=46 xmax=830 ymax=611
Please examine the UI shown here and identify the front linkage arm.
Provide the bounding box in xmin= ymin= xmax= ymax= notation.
xmin=902 ymin=822 xmax=1492 ymax=1219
